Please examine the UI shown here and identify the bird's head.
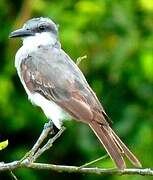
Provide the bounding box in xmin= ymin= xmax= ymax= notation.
xmin=9 ymin=17 xmax=59 ymax=46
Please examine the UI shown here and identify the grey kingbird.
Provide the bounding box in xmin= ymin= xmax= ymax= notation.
xmin=9 ymin=17 xmax=141 ymax=169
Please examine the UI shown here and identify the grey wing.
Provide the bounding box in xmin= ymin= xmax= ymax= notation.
xmin=20 ymin=47 xmax=109 ymax=125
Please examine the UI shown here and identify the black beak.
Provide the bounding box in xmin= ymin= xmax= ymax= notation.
xmin=9 ymin=28 xmax=34 ymax=38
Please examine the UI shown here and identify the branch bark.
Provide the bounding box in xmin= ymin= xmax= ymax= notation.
xmin=0 ymin=161 xmax=153 ymax=176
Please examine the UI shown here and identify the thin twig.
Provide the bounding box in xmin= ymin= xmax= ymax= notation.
xmin=9 ymin=170 xmax=18 ymax=180
xmin=79 ymin=154 xmax=108 ymax=168
xmin=76 ymin=55 xmax=87 ymax=66
xmin=31 ymin=120 xmax=54 ymax=156
xmin=32 ymin=127 xmax=66 ymax=162
xmin=19 ymin=120 xmax=54 ymax=163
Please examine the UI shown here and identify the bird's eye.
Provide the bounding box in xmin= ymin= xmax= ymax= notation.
xmin=39 ymin=25 xmax=45 ymax=31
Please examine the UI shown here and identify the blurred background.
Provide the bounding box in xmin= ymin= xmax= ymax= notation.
xmin=0 ymin=0 xmax=153 ymax=179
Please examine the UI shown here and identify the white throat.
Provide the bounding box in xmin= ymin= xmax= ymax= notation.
xmin=23 ymin=32 xmax=57 ymax=48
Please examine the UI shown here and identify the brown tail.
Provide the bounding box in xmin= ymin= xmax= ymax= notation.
xmin=89 ymin=121 xmax=142 ymax=169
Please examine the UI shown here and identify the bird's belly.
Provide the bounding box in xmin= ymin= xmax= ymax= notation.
xmin=28 ymin=92 xmax=67 ymax=129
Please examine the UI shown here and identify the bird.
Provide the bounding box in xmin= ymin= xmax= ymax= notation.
xmin=9 ymin=17 xmax=141 ymax=169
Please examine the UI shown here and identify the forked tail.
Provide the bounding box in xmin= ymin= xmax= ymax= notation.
xmin=89 ymin=121 xmax=142 ymax=169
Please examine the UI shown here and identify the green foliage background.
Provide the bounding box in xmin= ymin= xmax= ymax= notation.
xmin=0 ymin=0 xmax=153 ymax=179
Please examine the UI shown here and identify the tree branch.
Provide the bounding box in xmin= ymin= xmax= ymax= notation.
xmin=0 ymin=161 xmax=153 ymax=176
xmin=0 ymin=121 xmax=152 ymax=177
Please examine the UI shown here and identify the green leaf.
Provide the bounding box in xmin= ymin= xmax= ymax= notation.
xmin=0 ymin=140 xmax=8 ymax=150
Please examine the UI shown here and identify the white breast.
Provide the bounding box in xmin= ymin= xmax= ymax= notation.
xmin=15 ymin=42 xmax=68 ymax=129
